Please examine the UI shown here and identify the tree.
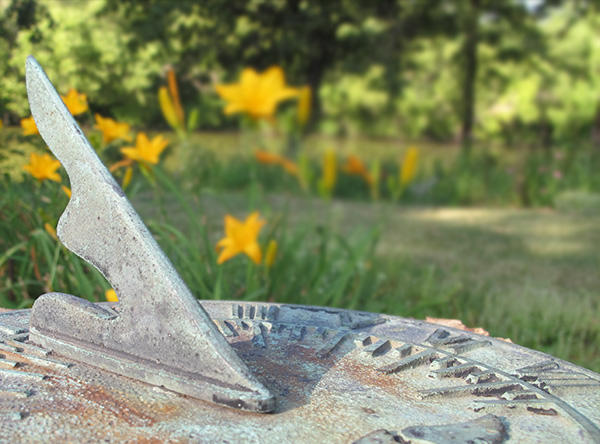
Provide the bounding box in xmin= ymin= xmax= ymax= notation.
xmin=100 ymin=0 xmax=405 ymax=124
xmin=0 ymin=0 xmax=52 ymax=123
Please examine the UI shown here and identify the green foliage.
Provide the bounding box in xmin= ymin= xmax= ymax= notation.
xmin=320 ymin=65 xmax=392 ymax=137
xmin=395 ymin=38 xmax=462 ymax=140
xmin=0 ymin=173 xmax=108 ymax=308
xmin=4 ymin=0 xmax=599 ymax=144
xmin=6 ymin=126 xmax=600 ymax=210
xmin=428 ymin=151 xmax=517 ymax=205
xmin=178 ymin=140 xmax=600 ymax=208
xmin=0 ymin=164 xmax=383 ymax=313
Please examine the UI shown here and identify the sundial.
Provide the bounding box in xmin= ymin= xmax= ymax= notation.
xmin=0 ymin=57 xmax=599 ymax=443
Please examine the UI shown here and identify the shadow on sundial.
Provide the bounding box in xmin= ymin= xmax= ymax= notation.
xmin=232 ymin=338 xmax=331 ymax=413
xmin=212 ymin=305 xmax=388 ymax=413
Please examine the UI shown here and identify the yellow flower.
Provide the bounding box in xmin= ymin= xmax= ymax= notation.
xmin=105 ymin=289 xmax=118 ymax=302
xmin=216 ymin=212 xmax=265 ymax=265
xmin=297 ymin=85 xmax=312 ymax=126
xmin=167 ymin=68 xmax=185 ymax=127
xmin=61 ymin=88 xmax=88 ymax=115
xmin=400 ymin=147 xmax=419 ymax=186
xmin=318 ymin=149 xmax=337 ymax=197
xmin=264 ymin=239 xmax=278 ymax=268
xmin=255 ymin=150 xmax=281 ymax=165
xmin=94 ymin=114 xmax=132 ymax=144
xmin=109 ymin=158 xmax=133 ymax=172
xmin=61 ymin=186 xmax=72 ymax=198
xmin=342 ymin=155 xmax=373 ymax=185
xmin=23 ymin=152 xmax=61 ymax=182
xmin=44 ymin=223 xmax=57 ymax=241
xmin=21 ymin=116 xmax=39 ymax=135
xmin=121 ymin=132 xmax=168 ymax=165
xmin=255 ymin=150 xmax=298 ymax=176
xmin=215 ymin=66 xmax=300 ymax=120
xmin=280 ymin=159 xmax=298 ymax=176
xmin=122 ymin=166 xmax=133 ymax=189
xmin=159 ymin=86 xmax=181 ymax=130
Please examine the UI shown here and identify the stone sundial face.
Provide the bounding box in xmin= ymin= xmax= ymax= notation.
xmin=1 ymin=56 xmax=599 ymax=442
xmin=1 ymin=302 xmax=600 ymax=442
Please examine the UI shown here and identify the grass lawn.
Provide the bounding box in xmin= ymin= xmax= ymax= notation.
xmin=136 ymin=190 xmax=600 ymax=372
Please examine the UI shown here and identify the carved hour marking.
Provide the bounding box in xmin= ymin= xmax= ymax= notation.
xmin=362 ymin=339 xmax=392 ymax=357
xmin=378 ymin=349 xmax=439 ymax=374
xmin=316 ymin=331 xmax=350 ymax=358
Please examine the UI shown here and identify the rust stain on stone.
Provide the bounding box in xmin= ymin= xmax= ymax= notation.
xmin=339 ymin=356 xmax=415 ymax=399
xmin=76 ymin=385 xmax=161 ymax=426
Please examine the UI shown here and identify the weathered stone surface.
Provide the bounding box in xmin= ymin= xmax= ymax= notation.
xmin=1 ymin=302 xmax=599 ymax=442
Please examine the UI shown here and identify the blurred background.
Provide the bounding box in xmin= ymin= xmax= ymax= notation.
xmin=1 ymin=0 xmax=599 ymax=371
xmin=1 ymin=1 xmax=599 ymax=147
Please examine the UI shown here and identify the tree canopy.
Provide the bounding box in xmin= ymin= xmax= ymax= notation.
xmin=1 ymin=0 xmax=599 ymax=145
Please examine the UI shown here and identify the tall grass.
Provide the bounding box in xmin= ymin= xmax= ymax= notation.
xmin=0 ymin=170 xmax=383 ymax=313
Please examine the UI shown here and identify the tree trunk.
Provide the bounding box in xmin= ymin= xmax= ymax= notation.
xmin=461 ymin=0 xmax=480 ymax=151
xmin=591 ymin=101 xmax=600 ymax=147
xmin=304 ymin=50 xmax=330 ymax=131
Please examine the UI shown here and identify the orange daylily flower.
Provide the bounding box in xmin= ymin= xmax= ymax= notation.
xmin=255 ymin=150 xmax=298 ymax=175
xmin=277 ymin=159 xmax=298 ymax=176
xmin=21 ymin=116 xmax=39 ymax=135
xmin=94 ymin=114 xmax=132 ymax=144
xmin=158 ymin=68 xmax=186 ymax=131
xmin=255 ymin=151 xmax=280 ymax=164
xmin=23 ymin=152 xmax=61 ymax=182
xmin=215 ymin=66 xmax=300 ymax=120
xmin=61 ymin=88 xmax=88 ymax=115
xmin=216 ymin=212 xmax=265 ymax=265
xmin=44 ymin=223 xmax=58 ymax=241
xmin=343 ymin=155 xmax=374 ymax=185
xmin=109 ymin=158 xmax=133 ymax=172
xmin=121 ymin=132 xmax=168 ymax=165
xmin=167 ymin=68 xmax=185 ymax=126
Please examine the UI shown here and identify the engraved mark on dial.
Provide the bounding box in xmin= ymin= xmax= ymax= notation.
xmin=0 ymin=320 xmax=60 ymax=421
xmin=401 ymin=413 xmax=508 ymax=444
xmin=351 ymin=326 xmax=600 ymax=441
xmin=228 ymin=302 xmax=386 ymax=330
xmin=516 ymin=359 xmax=600 ymax=392
xmin=352 ymin=428 xmax=407 ymax=443
xmin=352 ymin=414 xmax=508 ymax=444
xmin=222 ymin=307 xmax=600 ymax=442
